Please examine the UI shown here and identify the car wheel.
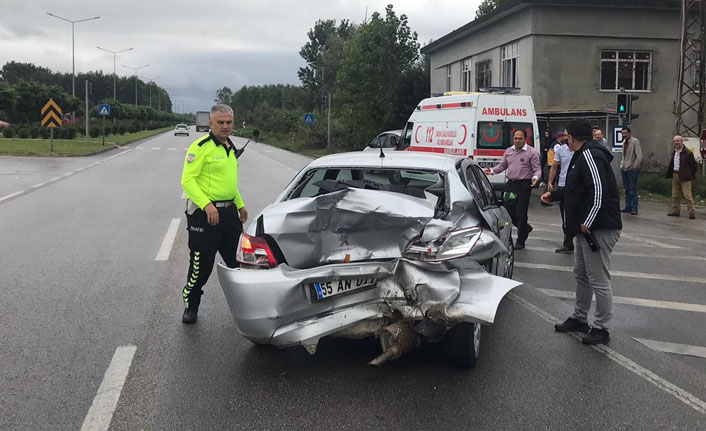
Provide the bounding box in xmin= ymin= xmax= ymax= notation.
xmin=443 ymin=322 xmax=480 ymax=368
xmin=503 ymin=238 xmax=515 ymax=279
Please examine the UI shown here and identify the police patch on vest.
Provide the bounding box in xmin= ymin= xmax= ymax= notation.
xmin=187 ymin=153 xmax=196 ymax=164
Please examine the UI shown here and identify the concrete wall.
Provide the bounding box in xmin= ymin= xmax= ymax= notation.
xmin=426 ymin=4 xmax=688 ymax=166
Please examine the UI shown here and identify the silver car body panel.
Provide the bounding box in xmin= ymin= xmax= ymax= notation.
xmin=217 ymin=152 xmax=520 ymax=353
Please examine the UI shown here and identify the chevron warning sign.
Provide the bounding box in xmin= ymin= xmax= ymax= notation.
xmin=41 ymin=98 xmax=63 ymax=128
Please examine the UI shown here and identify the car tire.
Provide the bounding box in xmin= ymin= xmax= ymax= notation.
xmin=443 ymin=322 xmax=480 ymax=368
xmin=503 ymin=238 xmax=514 ymax=279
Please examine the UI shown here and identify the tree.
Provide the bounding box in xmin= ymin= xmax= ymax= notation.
xmin=334 ymin=4 xmax=419 ymax=150
xmin=215 ymin=86 xmax=233 ymax=104
xmin=475 ymin=0 xmax=509 ymax=19
xmin=298 ymin=19 xmax=357 ymax=105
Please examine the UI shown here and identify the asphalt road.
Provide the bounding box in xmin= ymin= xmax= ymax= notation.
xmin=1 ymin=129 xmax=705 ymax=430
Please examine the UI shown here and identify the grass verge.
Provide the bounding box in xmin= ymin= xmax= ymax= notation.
xmin=0 ymin=128 xmax=171 ymax=156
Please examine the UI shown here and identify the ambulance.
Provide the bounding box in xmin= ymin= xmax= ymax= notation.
xmin=400 ymin=91 xmax=540 ymax=183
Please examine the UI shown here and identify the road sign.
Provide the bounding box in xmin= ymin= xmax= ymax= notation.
xmin=304 ymin=113 xmax=315 ymax=125
xmin=98 ymin=104 xmax=111 ymax=117
xmin=613 ymin=126 xmax=626 ymax=151
xmin=41 ymin=98 xmax=62 ymax=128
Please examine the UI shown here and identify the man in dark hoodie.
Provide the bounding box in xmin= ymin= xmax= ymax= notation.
xmin=541 ymin=119 xmax=622 ymax=345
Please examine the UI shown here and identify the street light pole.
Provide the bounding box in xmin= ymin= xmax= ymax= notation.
xmin=47 ymin=13 xmax=99 ymax=100
xmin=96 ymin=46 xmax=133 ymax=100
xmin=47 ymin=12 xmax=99 ymax=123
xmin=139 ymin=76 xmax=162 ymax=109
xmin=122 ymin=64 xmax=149 ymax=105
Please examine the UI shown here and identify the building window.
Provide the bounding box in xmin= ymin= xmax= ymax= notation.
xmin=600 ymin=50 xmax=652 ymax=91
xmin=476 ymin=60 xmax=492 ymax=89
xmin=501 ymin=43 xmax=518 ymax=87
xmin=461 ymin=59 xmax=472 ymax=91
xmin=446 ymin=65 xmax=451 ymax=92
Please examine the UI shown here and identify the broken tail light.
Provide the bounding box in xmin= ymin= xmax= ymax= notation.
xmin=236 ymin=233 xmax=278 ymax=268
xmin=403 ymin=227 xmax=483 ymax=262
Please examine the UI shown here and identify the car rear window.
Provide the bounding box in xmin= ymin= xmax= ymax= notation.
xmin=477 ymin=122 xmax=535 ymax=149
xmin=286 ymin=168 xmax=442 ymax=200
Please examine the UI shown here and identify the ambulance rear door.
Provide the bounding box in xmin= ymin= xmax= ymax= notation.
xmin=405 ymin=97 xmax=474 ymax=157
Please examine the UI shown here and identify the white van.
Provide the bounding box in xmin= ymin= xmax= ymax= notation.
xmin=399 ymin=91 xmax=540 ymax=183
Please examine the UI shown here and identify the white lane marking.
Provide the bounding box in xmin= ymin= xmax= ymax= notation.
xmin=0 ymin=191 xmax=23 ymax=202
xmin=48 ymin=177 xmax=60 ymax=182
xmin=102 ymin=149 xmax=131 ymax=162
xmin=60 ymin=172 xmax=74 ymax=178
xmin=531 ymin=221 xmax=704 ymax=245
xmin=526 ymin=236 xmax=684 ymax=250
xmin=31 ymin=183 xmax=46 ymax=189
xmin=621 ymin=233 xmax=680 ymax=249
xmin=168 ymin=148 xmax=177 ymax=151
xmin=156 ymin=218 xmax=181 ymax=261
xmin=523 ymin=246 xmax=706 ymax=262
xmin=516 ymin=262 xmax=706 ymax=284
xmin=151 ymin=147 xmax=160 ymax=150
xmin=507 ymin=293 xmax=706 ymax=415
xmin=80 ymin=345 xmax=137 ymax=431
xmin=136 ymin=147 xmax=144 ymax=150
xmin=537 ymin=288 xmax=706 ymax=313
xmin=249 ymin=147 xmax=298 ymax=173
xmin=634 ymin=338 xmax=706 ymax=359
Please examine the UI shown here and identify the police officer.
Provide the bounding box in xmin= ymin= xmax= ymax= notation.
xmin=180 ymin=104 xmax=248 ymax=323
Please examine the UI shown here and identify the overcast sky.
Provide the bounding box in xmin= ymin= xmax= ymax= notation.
xmin=1 ymin=1 xmax=482 ymax=112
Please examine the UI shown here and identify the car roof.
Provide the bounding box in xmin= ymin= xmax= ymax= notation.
xmin=306 ymin=151 xmax=465 ymax=171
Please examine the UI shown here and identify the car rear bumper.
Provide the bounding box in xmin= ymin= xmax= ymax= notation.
xmin=216 ymin=257 xmax=520 ymax=353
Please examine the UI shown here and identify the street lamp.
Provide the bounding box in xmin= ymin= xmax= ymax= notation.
xmin=46 ymin=13 xmax=100 ymax=100
xmin=122 ymin=64 xmax=149 ymax=105
xmin=139 ymin=75 xmax=163 ymax=109
xmin=96 ymin=46 xmax=133 ymax=100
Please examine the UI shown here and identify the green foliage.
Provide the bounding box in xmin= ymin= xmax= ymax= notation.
xmin=334 ymin=4 xmax=420 ymax=150
xmin=639 ymin=171 xmax=706 ymax=200
xmin=215 ymin=87 xmax=233 ymax=104
xmin=17 ymin=128 xmax=30 ymax=138
xmin=2 ymin=126 xmax=14 ymax=138
xmin=475 ymin=0 xmax=510 ymax=19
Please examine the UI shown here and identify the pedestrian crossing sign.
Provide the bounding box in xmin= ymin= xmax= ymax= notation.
xmin=98 ymin=104 xmax=111 ymax=117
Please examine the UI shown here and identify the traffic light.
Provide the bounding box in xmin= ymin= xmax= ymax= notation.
xmin=617 ymin=93 xmax=631 ymax=117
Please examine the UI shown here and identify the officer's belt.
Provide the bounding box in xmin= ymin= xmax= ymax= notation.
xmin=212 ymin=200 xmax=235 ymax=208
xmin=185 ymin=199 xmax=235 ymax=215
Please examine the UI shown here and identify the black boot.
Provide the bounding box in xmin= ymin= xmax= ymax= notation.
xmin=582 ymin=328 xmax=610 ymax=345
xmin=182 ymin=307 xmax=198 ymax=324
xmin=554 ymin=317 xmax=589 ymax=333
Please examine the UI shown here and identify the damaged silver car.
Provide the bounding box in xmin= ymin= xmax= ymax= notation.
xmin=217 ymin=151 xmax=520 ymax=367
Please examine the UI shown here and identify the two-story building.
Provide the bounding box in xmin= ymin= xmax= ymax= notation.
xmin=421 ymin=0 xmax=688 ymax=168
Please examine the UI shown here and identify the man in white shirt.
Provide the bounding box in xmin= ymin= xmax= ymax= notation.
xmin=548 ymin=129 xmax=574 ymax=253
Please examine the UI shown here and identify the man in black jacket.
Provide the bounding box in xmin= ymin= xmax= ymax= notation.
xmin=541 ymin=119 xmax=622 ymax=345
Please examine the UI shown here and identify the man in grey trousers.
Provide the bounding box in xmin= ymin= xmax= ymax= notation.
xmin=541 ymin=119 xmax=622 ymax=345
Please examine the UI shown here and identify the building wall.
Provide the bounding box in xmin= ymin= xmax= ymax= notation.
xmin=426 ymin=4 xmax=687 ymax=165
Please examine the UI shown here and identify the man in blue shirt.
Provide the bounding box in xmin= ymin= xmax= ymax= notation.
xmin=548 ymin=129 xmax=574 ymax=253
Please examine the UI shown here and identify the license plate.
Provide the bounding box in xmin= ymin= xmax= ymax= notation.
xmin=477 ymin=161 xmax=499 ymax=169
xmin=309 ymin=278 xmax=376 ymax=302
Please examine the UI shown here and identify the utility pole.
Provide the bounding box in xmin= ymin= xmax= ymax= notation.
xmin=85 ymin=80 xmax=89 ymax=145
xmin=122 ymin=64 xmax=149 ymax=105
xmin=675 ymin=0 xmax=705 ymax=136
xmin=96 ymin=46 xmax=133 ymax=100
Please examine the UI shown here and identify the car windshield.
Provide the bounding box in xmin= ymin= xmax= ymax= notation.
xmin=176 ymin=124 xmax=187 ymax=128
xmin=286 ymin=167 xmax=442 ymax=200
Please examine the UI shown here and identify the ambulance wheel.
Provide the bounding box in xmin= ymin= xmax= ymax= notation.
xmin=443 ymin=322 xmax=480 ymax=368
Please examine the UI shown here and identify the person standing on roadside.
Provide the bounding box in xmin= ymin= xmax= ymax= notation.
xmin=619 ymin=127 xmax=642 ymax=215
xmin=541 ymin=119 xmax=622 ymax=345
xmin=547 ymin=129 xmax=574 ymax=253
xmin=593 ymin=127 xmax=611 ymax=151
xmin=666 ymin=135 xmax=698 ymax=219
xmin=485 ymin=129 xmax=541 ymax=250
xmin=180 ymin=104 xmax=248 ymax=324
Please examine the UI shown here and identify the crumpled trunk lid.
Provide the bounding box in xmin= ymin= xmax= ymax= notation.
xmin=258 ymin=188 xmax=436 ymax=268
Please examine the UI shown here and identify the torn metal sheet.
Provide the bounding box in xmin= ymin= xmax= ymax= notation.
xmin=258 ymin=188 xmax=435 ymax=268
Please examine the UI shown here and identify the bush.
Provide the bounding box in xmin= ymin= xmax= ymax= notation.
xmin=30 ymin=126 xmax=39 ymax=138
xmin=118 ymin=124 xmax=127 ymax=135
xmin=2 ymin=127 xmax=15 ymax=138
xmin=17 ymin=128 xmax=30 ymax=138
xmin=89 ymin=127 xmax=102 ymax=138
xmin=39 ymin=127 xmax=51 ymax=139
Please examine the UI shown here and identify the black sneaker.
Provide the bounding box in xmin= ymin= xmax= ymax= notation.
xmin=667 ymin=212 xmax=680 ymax=217
xmin=514 ymin=242 xmax=525 ymax=250
xmin=554 ymin=317 xmax=589 ymax=333
xmin=630 ymin=211 xmax=638 ymax=215
xmin=555 ymin=246 xmax=574 ymax=253
xmin=182 ymin=308 xmax=198 ymax=324
xmin=620 ymin=208 xmax=630 ymax=213
xmin=582 ymin=328 xmax=610 ymax=345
